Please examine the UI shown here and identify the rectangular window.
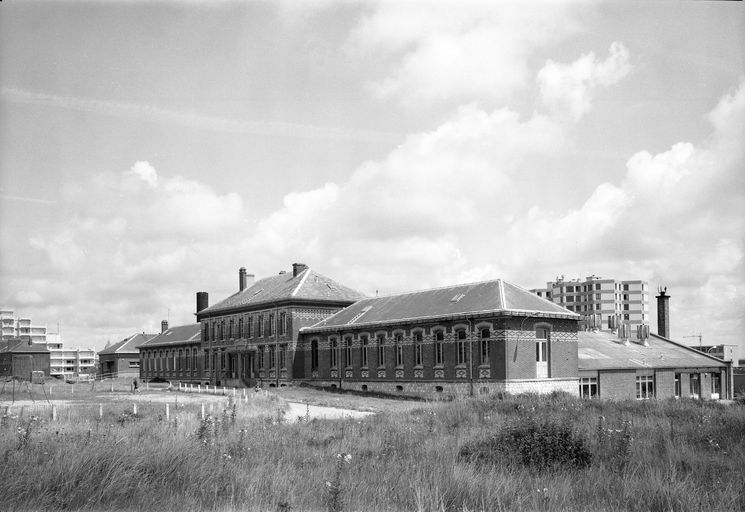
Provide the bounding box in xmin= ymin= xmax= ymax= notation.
xmin=238 ymin=318 xmax=244 ymax=338
xmin=279 ymin=312 xmax=287 ymax=335
xmin=311 ymin=340 xmax=319 ymax=369
xmin=414 ymin=332 xmax=423 ymax=366
xmin=331 ymin=338 xmax=338 ymax=368
xmin=674 ymin=373 xmax=681 ymax=398
xmin=203 ymin=324 xmax=209 ymax=342
xmin=566 ymin=296 xmax=574 ymax=302
xmin=267 ymin=314 xmax=274 ymax=337
xmin=480 ymin=328 xmax=490 ymax=364
xmin=258 ymin=346 xmax=264 ymax=368
xmin=221 ymin=320 xmax=226 ymax=340
xmin=395 ymin=334 xmax=403 ymax=366
xmin=712 ymin=373 xmax=721 ymax=399
xmin=344 ymin=338 xmax=353 ymax=368
xmin=636 ymin=375 xmax=654 ymax=399
xmin=192 ymin=350 xmax=198 ymax=371
xmin=377 ymin=335 xmax=385 ymax=367
xmin=229 ymin=319 xmax=234 ymax=339
xmin=361 ymin=336 xmax=368 ymax=367
xmin=579 ymin=377 xmax=598 ymax=398
xmin=435 ymin=331 xmax=444 ymax=366
xmin=566 ymin=285 xmax=574 ymax=292
xmin=279 ymin=344 xmax=286 ymax=369
xmin=258 ymin=315 xmax=264 ymax=337
xmin=457 ymin=330 xmax=468 ymax=365
xmin=269 ymin=346 xmax=275 ymax=369
xmin=248 ymin=316 xmax=253 ymax=337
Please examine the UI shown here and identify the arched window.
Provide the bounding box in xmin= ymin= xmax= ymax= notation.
xmin=414 ymin=331 xmax=423 ymax=366
xmin=377 ymin=334 xmax=386 ymax=367
xmin=330 ymin=338 xmax=338 ymax=368
xmin=394 ymin=333 xmax=403 ymax=367
xmin=480 ymin=328 xmax=490 ymax=364
xmin=344 ymin=337 xmax=353 ymax=368
xmin=434 ymin=330 xmax=445 ymax=366
xmin=360 ymin=335 xmax=368 ymax=368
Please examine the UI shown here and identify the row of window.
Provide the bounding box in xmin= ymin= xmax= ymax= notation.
xmin=579 ymin=373 xmax=721 ymax=399
xmin=202 ymin=311 xmax=288 ymax=342
xmin=306 ymin=327 xmax=550 ymax=370
xmin=257 ymin=344 xmax=287 ymax=370
xmin=141 ymin=348 xmax=200 ymax=373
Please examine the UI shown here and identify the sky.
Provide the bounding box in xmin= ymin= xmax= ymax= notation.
xmin=1 ymin=0 xmax=743 ymax=354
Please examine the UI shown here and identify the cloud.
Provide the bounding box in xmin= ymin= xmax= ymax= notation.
xmin=350 ymin=1 xmax=581 ymax=107
xmin=538 ymin=42 xmax=631 ymax=120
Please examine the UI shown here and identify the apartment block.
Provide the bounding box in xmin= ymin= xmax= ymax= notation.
xmin=531 ymin=275 xmax=650 ymax=331
xmin=0 ymin=309 xmax=47 ymax=343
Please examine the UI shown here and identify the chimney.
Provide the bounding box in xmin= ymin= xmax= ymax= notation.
xmin=656 ymin=286 xmax=670 ymax=338
xmin=292 ymin=262 xmax=308 ymax=277
xmin=161 ymin=320 xmax=169 ymax=333
xmin=239 ymin=267 xmax=247 ymax=291
xmin=196 ymin=292 xmax=209 ymax=313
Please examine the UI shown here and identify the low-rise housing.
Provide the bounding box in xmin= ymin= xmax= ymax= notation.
xmin=98 ymin=331 xmax=157 ymax=379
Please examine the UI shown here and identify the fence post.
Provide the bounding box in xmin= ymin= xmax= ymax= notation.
xmin=133 ymin=403 xmax=137 ymax=415
xmin=99 ymin=404 xmax=103 ymax=419
xmin=52 ymin=405 xmax=57 ymax=421
xmin=233 ymin=388 xmax=236 ymax=397
xmin=197 ymin=384 xmax=201 ymax=394
xmin=166 ymin=403 xmax=170 ymax=421
xmin=50 ymin=385 xmax=53 ymax=396
xmin=200 ymin=403 xmax=205 ymax=420
xmin=111 ymin=381 xmax=114 ymax=392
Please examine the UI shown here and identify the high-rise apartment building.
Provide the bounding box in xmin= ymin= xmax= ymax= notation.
xmin=530 ymin=275 xmax=650 ymax=331
xmin=46 ymin=333 xmax=97 ymax=380
xmin=1 ymin=309 xmax=47 ymax=343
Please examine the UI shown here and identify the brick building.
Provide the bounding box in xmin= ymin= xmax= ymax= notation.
xmin=138 ymin=323 xmax=202 ymax=383
xmin=577 ymin=290 xmax=731 ymax=400
xmin=299 ymin=279 xmax=580 ymax=398
xmin=195 ymin=264 xmax=364 ymax=387
xmin=0 ymin=339 xmax=50 ymax=380
xmin=98 ymin=331 xmax=156 ymax=379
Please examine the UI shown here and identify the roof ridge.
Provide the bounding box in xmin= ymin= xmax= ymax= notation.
xmin=291 ymin=267 xmax=312 ymax=297
xmin=359 ymin=278 xmax=507 ymax=301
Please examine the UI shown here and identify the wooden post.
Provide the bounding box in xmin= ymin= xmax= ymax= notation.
xmin=133 ymin=403 xmax=137 ymax=415
xmin=99 ymin=404 xmax=103 ymax=419
xmin=50 ymin=386 xmax=53 ymax=396
xmin=197 ymin=384 xmax=201 ymax=394
xmin=52 ymin=405 xmax=57 ymax=421
xmin=110 ymin=381 xmax=114 ymax=392
xmin=200 ymin=403 xmax=205 ymax=420
xmin=232 ymin=388 xmax=236 ymax=397
xmin=166 ymin=403 xmax=170 ymax=421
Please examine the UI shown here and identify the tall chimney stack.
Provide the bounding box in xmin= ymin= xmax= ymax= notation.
xmin=656 ymin=286 xmax=670 ymax=338
xmin=239 ymin=267 xmax=247 ymax=291
xmin=292 ymin=262 xmax=308 ymax=277
xmin=196 ymin=292 xmax=209 ymax=313
xmin=161 ymin=320 xmax=169 ymax=333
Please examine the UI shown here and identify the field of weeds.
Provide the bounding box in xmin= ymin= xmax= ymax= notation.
xmin=1 ymin=390 xmax=744 ymax=512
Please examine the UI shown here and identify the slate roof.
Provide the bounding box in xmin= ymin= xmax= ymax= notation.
xmin=304 ymin=279 xmax=577 ymax=332
xmin=578 ymin=330 xmax=728 ymax=371
xmin=138 ymin=323 xmax=201 ymax=348
xmin=0 ymin=340 xmax=50 ymax=353
xmin=98 ymin=333 xmax=156 ymax=355
xmin=198 ymin=268 xmax=366 ymax=317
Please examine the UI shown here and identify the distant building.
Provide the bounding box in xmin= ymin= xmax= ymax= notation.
xmin=1 ymin=308 xmax=48 ymax=343
xmin=46 ymin=336 xmax=97 ymax=380
xmin=98 ymin=331 xmax=157 ymax=379
xmin=138 ymin=323 xmax=202 ymax=383
xmin=530 ymin=276 xmax=649 ymax=332
xmin=0 ymin=339 xmax=50 ymax=380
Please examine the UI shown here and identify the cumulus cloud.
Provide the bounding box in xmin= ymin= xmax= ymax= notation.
xmin=351 ymin=1 xmax=581 ymax=107
xmin=538 ymin=42 xmax=631 ymax=120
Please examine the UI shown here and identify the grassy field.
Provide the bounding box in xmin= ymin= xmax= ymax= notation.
xmin=1 ymin=385 xmax=744 ymax=512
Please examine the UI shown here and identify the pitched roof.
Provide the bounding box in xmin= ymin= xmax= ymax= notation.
xmin=139 ymin=323 xmax=201 ymax=348
xmin=198 ymin=268 xmax=365 ymax=316
xmin=0 ymin=340 xmax=50 ymax=354
xmin=98 ymin=333 xmax=156 ymax=355
xmin=578 ymin=330 xmax=728 ymax=371
xmin=303 ymin=279 xmax=576 ymax=331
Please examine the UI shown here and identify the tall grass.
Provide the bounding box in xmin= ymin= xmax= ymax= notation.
xmin=1 ymin=392 xmax=743 ymax=511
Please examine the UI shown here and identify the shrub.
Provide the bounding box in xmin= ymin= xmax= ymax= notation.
xmin=458 ymin=417 xmax=592 ymax=471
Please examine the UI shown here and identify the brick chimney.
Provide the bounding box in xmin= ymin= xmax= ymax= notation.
xmin=196 ymin=292 xmax=209 ymax=313
xmin=292 ymin=262 xmax=308 ymax=277
xmin=161 ymin=320 xmax=169 ymax=333
xmin=656 ymin=286 xmax=670 ymax=338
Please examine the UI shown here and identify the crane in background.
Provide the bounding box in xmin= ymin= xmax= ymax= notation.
xmin=683 ymin=333 xmax=702 ymax=348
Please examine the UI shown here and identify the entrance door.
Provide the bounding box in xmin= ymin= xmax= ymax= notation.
xmin=536 ymin=328 xmax=549 ymax=379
